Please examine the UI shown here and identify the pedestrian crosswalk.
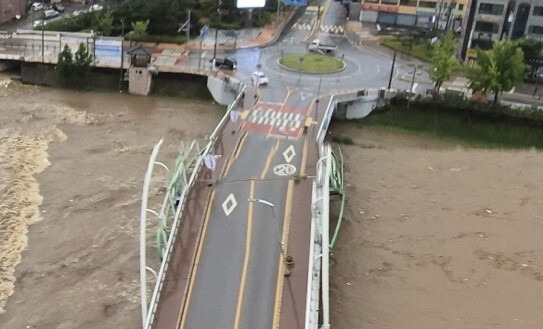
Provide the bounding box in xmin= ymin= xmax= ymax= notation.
xmin=248 ymin=108 xmax=304 ymax=130
xmin=319 ymin=24 xmax=344 ymax=34
xmin=0 ymin=34 xmax=11 ymax=40
xmin=292 ymin=22 xmax=312 ymax=31
xmin=291 ymin=22 xmax=345 ymax=35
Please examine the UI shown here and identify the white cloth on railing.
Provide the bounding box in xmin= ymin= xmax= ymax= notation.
xmin=203 ymin=154 xmax=222 ymax=171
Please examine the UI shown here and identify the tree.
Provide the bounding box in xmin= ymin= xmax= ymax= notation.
xmin=98 ymin=10 xmax=114 ymax=36
xmin=55 ymin=43 xmax=93 ymax=87
xmin=131 ymin=19 xmax=149 ymax=38
xmin=516 ymin=38 xmax=543 ymax=76
xmin=467 ymin=41 xmax=525 ymax=104
xmin=429 ymin=33 xmax=460 ymax=91
xmin=55 ymin=44 xmax=74 ymax=86
xmin=74 ymin=43 xmax=93 ymax=85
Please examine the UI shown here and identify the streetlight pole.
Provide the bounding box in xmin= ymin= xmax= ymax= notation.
xmin=212 ymin=0 xmax=222 ymax=61
xmin=410 ymin=65 xmax=417 ymax=94
xmin=247 ymin=198 xmax=286 ymax=255
xmin=275 ymin=0 xmax=281 ymax=26
xmin=387 ymin=50 xmax=396 ymax=90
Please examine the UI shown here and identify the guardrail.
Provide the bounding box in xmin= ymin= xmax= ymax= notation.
xmin=140 ymin=82 xmax=247 ymax=329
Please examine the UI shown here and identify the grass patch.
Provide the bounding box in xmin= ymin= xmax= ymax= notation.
xmin=279 ymin=53 xmax=344 ymax=73
xmin=380 ymin=36 xmax=434 ymax=62
xmin=356 ymin=104 xmax=543 ymax=149
xmin=332 ymin=134 xmax=354 ymax=145
xmin=129 ymin=35 xmax=187 ymax=44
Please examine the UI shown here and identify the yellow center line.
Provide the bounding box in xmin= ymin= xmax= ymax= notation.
xmin=221 ymin=130 xmax=248 ymax=179
xmin=260 ymin=139 xmax=281 ymax=179
xmin=234 ymin=131 xmax=249 ymax=159
xmin=233 ymin=180 xmax=256 ymax=329
xmin=272 ymin=179 xmax=295 ymax=328
xmin=299 ymin=136 xmax=309 ymax=177
xmin=178 ymin=190 xmax=216 ymax=329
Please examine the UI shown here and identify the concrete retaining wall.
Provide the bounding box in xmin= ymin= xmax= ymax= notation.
xmin=207 ymin=75 xmax=236 ymax=106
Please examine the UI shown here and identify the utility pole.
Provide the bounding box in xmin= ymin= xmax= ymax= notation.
xmin=410 ymin=65 xmax=417 ymax=94
xmin=198 ymin=25 xmax=208 ymax=70
xmin=178 ymin=10 xmax=191 ymax=41
xmin=387 ymin=50 xmax=396 ymax=90
xmin=41 ymin=0 xmax=45 ymax=62
xmin=315 ymin=75 xmax=323 ymax=134
xmin=119 ymin=19 xmax=125 ymax=91
xmin=213 ymin=0 xmax=222 ymax=61
xmin=186 ymin=10 xmax=191 ymax=41
xmin=276 ymin=0 xmax=281 ymax=25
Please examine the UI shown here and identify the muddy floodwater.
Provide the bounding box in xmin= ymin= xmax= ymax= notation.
xmin=0 ymin=76 xmax=223 ymax=328
xmin=2 ymin=74 xmax=543 ymax=329
xmin=329 ymin=124 xmax=543 ymax=329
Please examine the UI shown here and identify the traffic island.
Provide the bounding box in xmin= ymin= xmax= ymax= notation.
xmin=278 ymin=54 xmax=345 ymax=74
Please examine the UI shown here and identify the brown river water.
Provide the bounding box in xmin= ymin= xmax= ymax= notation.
xmin=1 ymin=73 xmax=543 ymax=329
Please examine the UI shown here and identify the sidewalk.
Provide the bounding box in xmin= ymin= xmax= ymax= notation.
xmin=183 ymin=8 xmax=297 ymax=52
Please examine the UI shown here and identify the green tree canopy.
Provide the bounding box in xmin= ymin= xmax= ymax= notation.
xmin=74 ymin=43 xmax=93 ymax=82
xmin=467 ymin=41 xmax=525 ymax=104
xmin=429 ymin=33 xmax=460 ymax=91
xmin=515 ymin=38 xmax=543 ymax=62
xmin=55 ymin=43 xmax=93 ymax=88
xmin=98 ymin=10 xmax=114 ymax=36
xmin=131 ymin=19 xmax=149 ymax=38
xmin=56 ymin=44 xmax=74 ymax=85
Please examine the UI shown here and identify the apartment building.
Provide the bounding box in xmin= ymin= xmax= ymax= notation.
xmin=459 ymin=0 xmax=543 ymax=59
xmin=0 ymin=0 xmax=25 ymax=24
xmin=359 ymin=0 xmax=468 ymax=31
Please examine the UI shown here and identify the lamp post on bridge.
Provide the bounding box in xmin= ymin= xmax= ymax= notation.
xmin=247 ymin=198 xmax=286 ymax=256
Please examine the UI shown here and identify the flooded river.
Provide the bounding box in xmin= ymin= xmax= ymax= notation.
xmin=0 ymin=75 xmax=222 ymax=328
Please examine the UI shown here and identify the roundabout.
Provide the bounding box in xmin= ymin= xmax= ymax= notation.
xmin=278 ymin=53 xmax=345 ymax=74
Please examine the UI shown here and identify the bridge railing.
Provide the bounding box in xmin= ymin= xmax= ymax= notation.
xmin=140 ymin=82 xmax=247 ymax=329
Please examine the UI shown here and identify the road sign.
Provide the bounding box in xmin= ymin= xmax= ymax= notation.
xmin=200 ymin=25 xmax=209 ymax=37
xmin=283 ymin=0 xmax=307 ymax=6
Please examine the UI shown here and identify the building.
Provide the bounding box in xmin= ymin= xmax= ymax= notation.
xmin=459 ymin=0 xmax=543 ymax=60
xmin=0 ymin=0 xmax=25 ymax=25
xmin=359 ymin=0 xmax=468 ymax=31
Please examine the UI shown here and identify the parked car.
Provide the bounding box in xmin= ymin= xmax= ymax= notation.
xmin=31 ymin=2 xmax=44 ymax=11
xmin=33 ymin=19 xmax=44 ymax=28
xmin=88 ymin=4 xmax=104 ymax=12
xmin=213 ymin=57 xmax=237 ymax=70
xmin=44 ymin=9 xmax=59 ymax=19
xmin=251 ymin=71 xmax=269 ymax=86
xmin=52 ymin=4 xmax=65 ymax=12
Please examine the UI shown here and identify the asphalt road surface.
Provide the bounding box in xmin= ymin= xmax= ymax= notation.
xmin=180 ymin=90 xmax=313 ymax=329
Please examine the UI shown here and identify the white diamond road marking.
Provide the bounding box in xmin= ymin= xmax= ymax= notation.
xmin=283 ymin=145 xmax=296 ymax=163
xmin=222 ymin=193 xmax=237 ymax=216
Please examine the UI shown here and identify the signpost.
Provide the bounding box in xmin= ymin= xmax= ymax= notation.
xmin=199 ymin=25 xmax=209 ymax=70
xmin=283 ymin=0 xmax=307 ymax=5
xmin=237 ymin=0 xmax=266 ymax=8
